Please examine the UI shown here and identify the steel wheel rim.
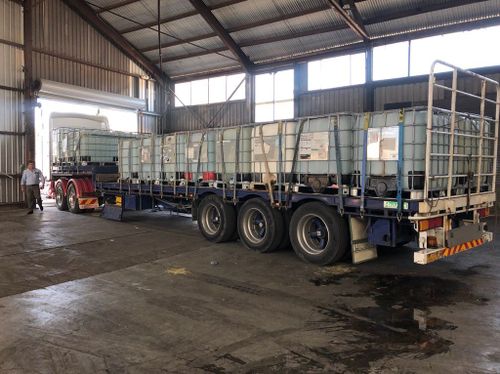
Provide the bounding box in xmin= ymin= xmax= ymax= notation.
xmin=68 ymin=187 xmax=76 ymax=209
xmin=203 ymin=204 xmax=221 ymax=235
xmin=56 ymin=187 xmax=63 ymax=206
xmin=296 ymin=213 xmax=330 ymax=255
xmin=243 ymin=208 xmax=267 ymax=245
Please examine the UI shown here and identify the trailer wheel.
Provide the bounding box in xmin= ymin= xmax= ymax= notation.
xmin=290 ymin=202 xmax=348 ymax=265
xmin=197 ymin=195 xmax=236 ymax=242
xmin=238 ymin=198 xmax=284 ymax=253
xmin=66 ymin=184 xmax=81 ymax=214
xmin=55 ymin=183 xmax=68 ymax=211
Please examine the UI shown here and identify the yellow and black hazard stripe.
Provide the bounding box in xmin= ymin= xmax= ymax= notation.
xmin=443 ymin=238 xmax=484 ymax=257
xmin=78 ymin=197 xmax=98 ymax=208
xmin=423 ymin=238 xmax=486 ymax=263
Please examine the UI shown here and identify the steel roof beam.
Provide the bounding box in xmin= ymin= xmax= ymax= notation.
xmin=239 ymin=0 xmax=490 ymax=47
xmin=145 ymin=0 xmax=486 ymax=52
xmin=255 ymin=15 xmax=500 ymax=70
xmin=125 ymin=3 xmax=331 ymax=36
xmin=96 ymin=0 xmax=140 ymax=13
xmin=327 ymin=0 xmax=369 ymax=41
xmin=187 ymin=0 xmax=253 ymax=72
xmin=168 ymin=15 xmax=500 ymax=81
xmin=63 ymin=0 xmax=168 ymax=84
xmin=96 ymin=0 xmax=247 ymax=14
xmin=153 ymin=47 xmax=229 ymax=64
xmin=141 ymin=32 xmax=218 ymax=53
xmin=121 ymin=10 xmax=199 ymax=34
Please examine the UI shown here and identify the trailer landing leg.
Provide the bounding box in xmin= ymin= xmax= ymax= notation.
xmin=349 ymin=216 xmax=377 ymax=264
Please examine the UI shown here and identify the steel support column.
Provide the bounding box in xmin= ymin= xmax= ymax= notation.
xmin=23 ymin=0 xmax=35 ymax=164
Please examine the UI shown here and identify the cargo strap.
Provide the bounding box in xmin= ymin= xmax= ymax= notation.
xmin=233 ymin=126 xmax=241 ymax=204
xmin=360 ymin=113 xmax=370 ymax=215
xmin=219 ymin=130 xmax=226 ymax=199
xmin=259 ymin=125 xmax=274 ymax=204
xmin=332 ymin=115 xmax=344 ymax=215
xmin=396 ymin=109 xmax=405 ymax=220
xmin=193 ymin=131 xmax=206 ymax=199
xmin=286 ymin=119 xmax=306 ymax=207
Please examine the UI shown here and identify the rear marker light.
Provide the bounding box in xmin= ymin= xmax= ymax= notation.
xmin=418 ymin=217 xmax=443 ymax=232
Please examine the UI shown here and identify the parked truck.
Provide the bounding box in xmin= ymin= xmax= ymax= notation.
xmin=50 ymin=61 xmax=498 ymax=265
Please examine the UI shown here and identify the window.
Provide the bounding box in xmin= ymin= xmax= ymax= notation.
xmin=255 ymin=69 xmax=294 ymax=122
xmin=410 ymin=25 xmax=500 ymax=76
xmin=174 ymin=73 xmax=246 ymax=107
xmin=373 ymin=41 xmax=409 ymax=80
xmin=372 ymin=26 xmax=500 ymax=81
xmin=308 ymin=52 xmax=366 ymax=90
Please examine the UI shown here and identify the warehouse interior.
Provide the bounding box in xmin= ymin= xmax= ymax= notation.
xmin=1 ymin=0 xmax=500 ymax=372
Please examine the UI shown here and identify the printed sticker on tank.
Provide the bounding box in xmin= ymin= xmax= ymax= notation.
xmin=299 ymin=132 xmax=329 ymax=160
xmin=141 ymin=147 xmax=150 ymax=163
xmin=367 ymin=126 xmax=399 ymax=161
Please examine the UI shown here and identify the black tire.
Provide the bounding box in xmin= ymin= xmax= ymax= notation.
xmin=197 ymin=195 xmax=236 ymax=242
xmin=66 ymin=184 xmax=81 ymax=214
xmin=290 ymin=202 xmax=349 ymax=265
xmin=55 ymin=183 xmax=68 ymax=211
xmin=237 ymin=198 xmax=285 ymax=253
xmin=278 ymin=210 xmax=292 ymax=250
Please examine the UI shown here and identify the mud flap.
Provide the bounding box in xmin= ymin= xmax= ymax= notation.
xmin=101 ymin=203 xmax=124 ymax=221
xmin=349 ymin=216 xmax=378 ymax=264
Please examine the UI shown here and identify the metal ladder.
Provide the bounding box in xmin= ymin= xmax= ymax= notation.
xmin=424 ymin=60 xmax=499 ymax=206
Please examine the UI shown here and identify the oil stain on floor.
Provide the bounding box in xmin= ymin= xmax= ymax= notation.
xmin=297 ymin=272 xmax=490 ymax=373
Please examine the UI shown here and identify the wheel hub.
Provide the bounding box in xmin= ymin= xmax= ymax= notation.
xmin=297 ymin=214 xmax=330 ymax=255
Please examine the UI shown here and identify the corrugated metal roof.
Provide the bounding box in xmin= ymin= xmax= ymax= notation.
xmin=123 ymin=13 xmax=214 ymax=50
xmin=100 ymin=0 xmax=195 ymax=31
xmin=143 ymin=36 xmax=225 ymax=61
xmin=243 ymin=28 xmax=360 ymax=63
xmin=212 ymin=0 xmax=336 ymax=30
xmin=84 ymin=0 xmax=500 ymax=79
xmin=231 ymin=8 xmax=353 ymax=45
xmin=368 ymin=0 xmax=500 ymax=38
xmin=163 ymin=52 xmax=239 ymax=77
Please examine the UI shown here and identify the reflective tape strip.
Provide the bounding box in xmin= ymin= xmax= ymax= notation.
xmin=415 ymin=238 xmax=486 ymax=265
xmin=78 ymin=197 xmax=98 ymax=209
xmin=442 ymin=238 xmax=483 ymax=260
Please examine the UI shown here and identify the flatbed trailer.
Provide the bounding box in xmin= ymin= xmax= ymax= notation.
xmin=50 ymin=61 xmax=498 ymax=266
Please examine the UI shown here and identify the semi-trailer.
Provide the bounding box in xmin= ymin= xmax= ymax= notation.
xmin=49 ymin=61 xmax=498 ymax=265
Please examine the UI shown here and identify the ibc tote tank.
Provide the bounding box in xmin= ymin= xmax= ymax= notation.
xmin=352 ymin=107 xmax=457 ymax=197
xmin=294 ymin=114 xmax=355 ymax=189
xmin=250 ymin=121 xmax=297 ymax=184
xmin=186 ymin=130 xmax=216 ymax=182
xmin=352 ymin=108 xmax=427 ymax=196
xmin=214 ymin=124 xmax=252 ymax=183
xmin=123 ymin=134 xmax=160 ymax=182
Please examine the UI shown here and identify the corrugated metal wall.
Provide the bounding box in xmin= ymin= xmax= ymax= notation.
xmin=299 ymin=86 xmax=365 ymax=116
xmin=169 ymin=71 xmax=500 ymax=130
xmin=0 ymin=0 xmax=24 ymax=205
xmin=32 ymin=0 xmax=146 ymax=96
xmin=169 ymin=100 xmax=249 ymax=132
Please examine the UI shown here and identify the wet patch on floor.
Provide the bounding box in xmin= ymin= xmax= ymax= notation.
xmin=302 ymin=273 xmax=490 ymax=372
xmin=449 ymin=264 xmax=490 ymax=277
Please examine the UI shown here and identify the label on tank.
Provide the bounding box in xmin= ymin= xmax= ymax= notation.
xmin=367 ymin=126 xmax=399 ymax=161
xmin=141 ymin=147 xmax=151 ymax=163
xmin=299 ymin=132 xmax=328 ymax=160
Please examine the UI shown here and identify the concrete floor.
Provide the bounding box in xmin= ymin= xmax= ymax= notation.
xmin=0 ymin=202 xmax=498 ymax=374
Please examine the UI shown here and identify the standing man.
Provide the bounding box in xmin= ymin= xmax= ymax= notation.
xmin=21 ymin=160 xmax=45 ymax=214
